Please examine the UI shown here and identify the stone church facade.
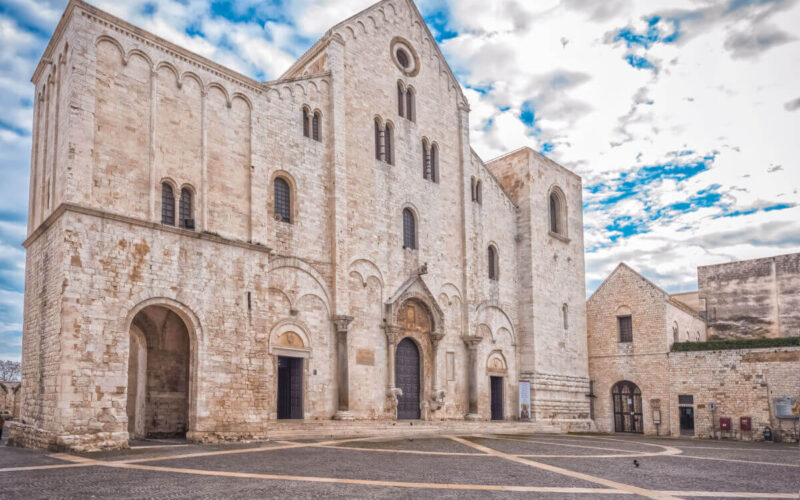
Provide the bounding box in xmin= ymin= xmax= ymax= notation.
xmin=11 ymin=0 xmax=591 ymax=451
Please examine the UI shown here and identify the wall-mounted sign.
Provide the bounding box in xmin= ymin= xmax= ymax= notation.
xmin=774 ymin=397 xmax=799 ymax=420
xmin=519 ymin=381 xmax=531 ymax=420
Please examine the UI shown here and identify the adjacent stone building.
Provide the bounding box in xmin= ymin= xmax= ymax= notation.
xmin=587 ymin=264 xmax=706 ymax=436
xmin=11 ymin=0 xmax=592 ymax=451
xmin=699 ymin=253 xmax=800 ymax=339
xmin=588 ymin=258 xmax=800 ymax=442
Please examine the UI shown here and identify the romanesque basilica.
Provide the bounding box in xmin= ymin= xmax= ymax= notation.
xmin=12 ymin=0 xmax=591 ymax=450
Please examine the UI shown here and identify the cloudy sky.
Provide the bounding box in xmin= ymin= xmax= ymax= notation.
xmin=1 ymin=0 xmax=798 ymax=360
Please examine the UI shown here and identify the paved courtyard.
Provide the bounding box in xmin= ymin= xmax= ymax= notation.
xmin=0 ymin=433 xmax=798 ymax=499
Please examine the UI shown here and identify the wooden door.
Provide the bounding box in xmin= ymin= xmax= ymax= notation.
xmin=395 ymin=338 xmax=420 ymax=419
xmin=491 ymin=376 xmax=504 ymax=420
xmin=278 ymin=356 xmax=303 ymax=419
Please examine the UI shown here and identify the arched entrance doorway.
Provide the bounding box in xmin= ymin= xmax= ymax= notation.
xmin=395 ymin=338 xmax=421 ymax=420
xmin=127 ymin=304 xmax=192 ymax=439
xmin=612 ymin=381 xmax=643 ymax=433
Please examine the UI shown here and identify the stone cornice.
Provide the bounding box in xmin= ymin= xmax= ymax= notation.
xmin=23 ymin=203 xmax=273 ymax=256
xmin=35 ymin=0 xmax=265 ymax=94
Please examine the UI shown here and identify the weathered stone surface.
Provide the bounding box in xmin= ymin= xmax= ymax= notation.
xmin=698 ymin=253 xmax=800 ymax=339
xmin=588 ymin=262 xmax=800 ymax=442
xmin=13 ymin=0 xmax=591 ymax=451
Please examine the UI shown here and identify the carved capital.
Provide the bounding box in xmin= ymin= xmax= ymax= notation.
xmin=463 ymin=335 xmax=483 ymax=350
xmin=334 ymin=315 xmax=354 ymax=335
xmin=429 ymin=331 xmax=445 ymax=349
xmin=384 ymin=324 xmax=400 ymax=344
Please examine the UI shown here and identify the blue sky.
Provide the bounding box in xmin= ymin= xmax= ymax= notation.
xmin=1 ymin=0 xmax=799 ymax=361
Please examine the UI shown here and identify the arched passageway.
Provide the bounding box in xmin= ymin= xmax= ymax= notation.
xmin=127 ymin=304 xmax=191 ymax=439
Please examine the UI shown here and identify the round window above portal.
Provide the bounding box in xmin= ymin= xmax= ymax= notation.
xmin=391 ymin=37 xmax=420 ymax=77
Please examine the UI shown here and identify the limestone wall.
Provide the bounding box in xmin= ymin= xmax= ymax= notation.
xmin=698 ymin=253 xmax=800 ymax=339
xmin=588 ymin=264 xmax=672 ymax=434
xmin=669 ymin=347 xmax=800 ymax=442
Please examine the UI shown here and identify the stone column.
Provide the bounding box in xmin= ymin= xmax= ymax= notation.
xmin=429 ymin=331 xmax=445 ymax=392
xmin=385 ymin=326 xmax=399 ymax=389
xmin=464 ymin=335 xmax=483 ymax=421
xmin=429 ymin=331 xmax=446 ymax=412
xmin=333 ymin=315 xmax=354 ymax=420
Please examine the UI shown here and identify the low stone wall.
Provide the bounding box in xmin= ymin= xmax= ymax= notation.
xmin=669 ymin=347 xmax=800 ymax=442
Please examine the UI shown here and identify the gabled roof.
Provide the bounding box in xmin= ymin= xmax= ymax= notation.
xmin=588 ymin=263 xmax=706 ymax=320
xmin=279 ymin=0 xmax=468 ymax=108
xmin=588 ymin=263 xmax=669 ymax=303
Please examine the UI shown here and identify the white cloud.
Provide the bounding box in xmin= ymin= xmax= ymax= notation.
xmin=438 ymin=0 xmax=800 ymax=293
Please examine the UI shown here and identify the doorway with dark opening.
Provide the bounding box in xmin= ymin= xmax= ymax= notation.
xmin=491 ymin=376 xmax=504 ymax=421
xmin=612 ymin=381 xmax=643 ymax=433
xmin=278 ymin=356 xmax=303 ymax=419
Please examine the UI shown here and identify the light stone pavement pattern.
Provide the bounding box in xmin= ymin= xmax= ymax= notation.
xmin=0 ymin=434 xmax=799 ymax=499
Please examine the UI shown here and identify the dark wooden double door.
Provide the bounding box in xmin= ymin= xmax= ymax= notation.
xmin=396 ymin=338 xmax=421 ymax=420
xmin=278 ymin=356 xmax=303 ymax=419
xmin=612 ymin=381 xmax=643 ymax=433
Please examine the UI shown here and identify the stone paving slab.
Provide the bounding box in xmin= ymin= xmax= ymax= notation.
xmin=1 ymin=434 xmax=799 ymax=499
xmin=332 ymin=436 xmax=484 ymax=454
xmin=536 ymin=453 xmax=800 ymax=495
xmin=134 ymin=445 xmax=604 ymax=488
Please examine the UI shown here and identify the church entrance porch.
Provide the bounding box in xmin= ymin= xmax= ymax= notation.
xmin=127 ymin=304 xmax=192 ymax=439
xmin=278 ymin=356 xmax=304 ymax=420
xmin=395 ymin=338 xmax=421 ymax=420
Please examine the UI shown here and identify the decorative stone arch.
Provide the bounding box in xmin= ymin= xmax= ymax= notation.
xmin=181 ymin=71 xmax=204 ymax=90
xmin=155 ymin=60 xmax=180 ymax=83
xmin=486 ymin=350 xmax=508 ymax=376
xmin=386 ymin=277 xmax=445 ymax=336
xmin=548 ymin=184 xmax=568 ymax=237
xmin=475 ymin=301 xmax=517 ymax=346
xmin=95 ymin=35 xmax=126 ymax=63
xmin=616 ymin=305 xmax=632 ymax=316
xmin=348 ymin=258 xmax=385 ymax=292
xmin=206 ymin=82 xmax=231 ymax=108
xmin=268 ymin=257 xmax=332 ymax=314
xmin=122 ymin=297 xmax=202 ymax=439
xmin=269 ymin=319 xmax=313 ymax=359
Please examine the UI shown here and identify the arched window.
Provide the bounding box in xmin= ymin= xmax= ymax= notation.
xmin=274 ymin=177 xmax=292 ymax=223
xmin=406 ymin=87 xmax=415 ymax=122
xmin=312 ymin=111 xmax=321 ymax=142
xmin=161 ymin=182 xmax=175 ymax=226
xmin=397 ymin=83 xmax=405 ymax=118
xmin=179 ymin=187 xmax=194 ymax=229
xmin=375 ymin=119 xmax=383 ymax=161
xmin=384 ymin=122 xmax=394 ymax=165
xmin=302 ymin=107 xmax=310 ymax=138
xmin=476 ymin=181 xmax=483 ymax=205
xmin=430 ymin=144 xmax=438 ymax=183
xmin=672 ymin=323 xmax=679 ymax=343
xmin=695 ymin=331 xmax=700 ymax=342
xmin=549 ymin=187 xmax=567 ymax=236
xmin=422 ymin=140 xmax=430 ymax=180
xmin=562 ymin=303 xmax=569 ymax=329
xmin=488 ymin=245 xmax=498 ymax=280
xmin=402 ymin=208 xmax=416 ymax=249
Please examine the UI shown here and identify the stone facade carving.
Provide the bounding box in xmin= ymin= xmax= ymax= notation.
xmin=12 ymin=0 xmax=592 ymax=451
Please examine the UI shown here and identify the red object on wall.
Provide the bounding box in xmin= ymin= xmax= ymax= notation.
xmin=740 ymin=416 xmax=752 ymax=431
xmin=720 ymin=417 xmax=732 ymax=431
